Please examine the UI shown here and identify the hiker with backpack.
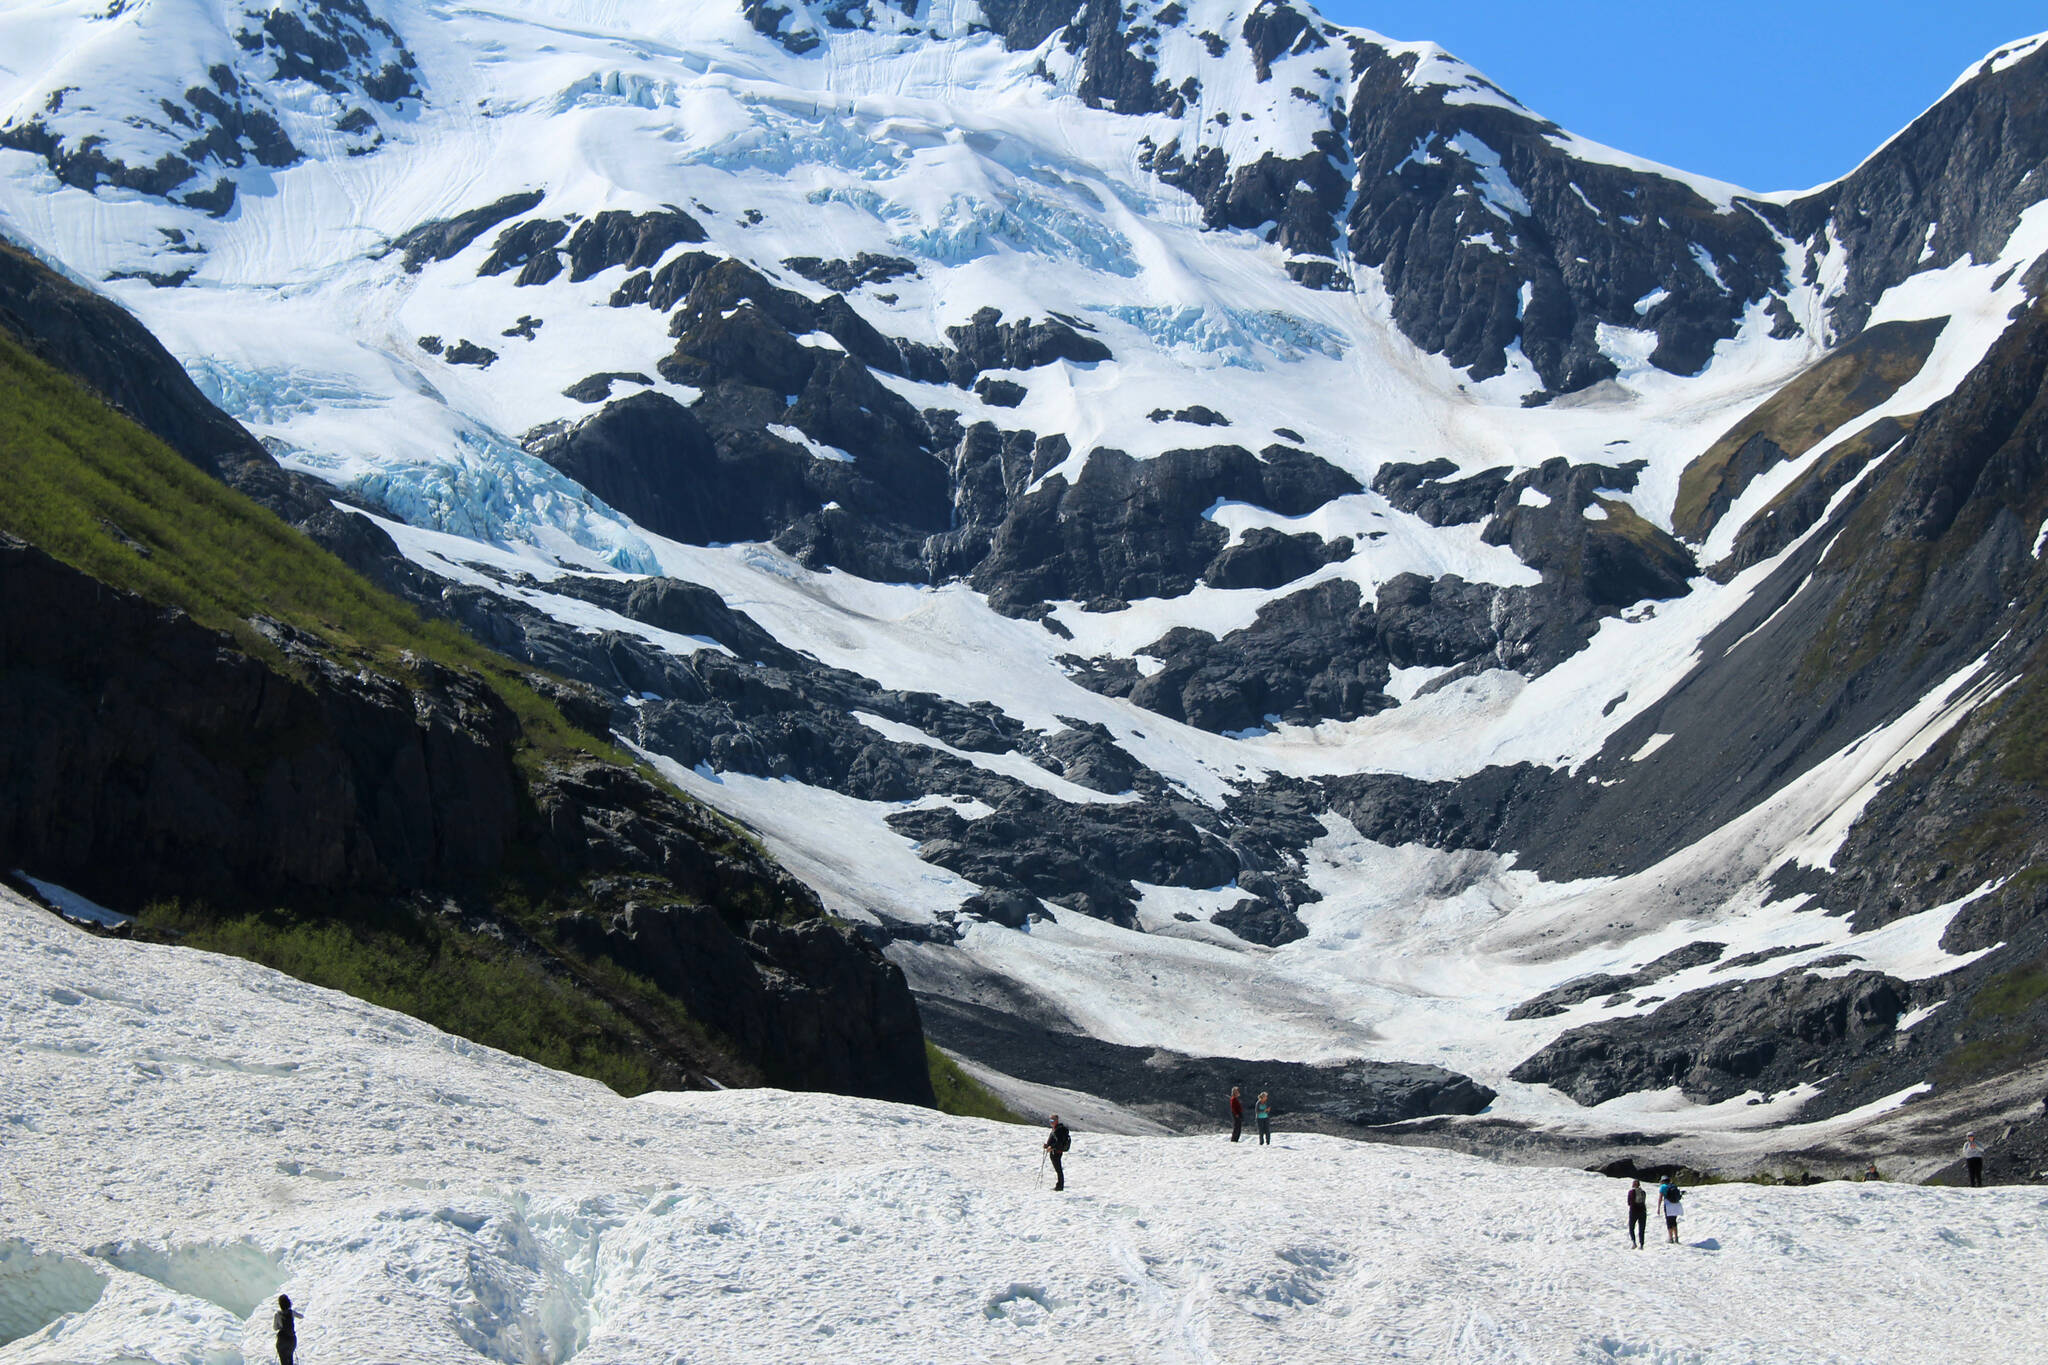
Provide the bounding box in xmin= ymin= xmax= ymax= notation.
xmin=1255 ymin=1090 xmax=1271 ymax=1145
xmin=1658 ymin=1177 xmax=1684 ymax=1243
xmin=1229 ymin=1085 xmax=1244 ymax=1142
xmin=1626 ymin=1179 xmax=1648 ymax=1249
xmin=1044 ymin=1114 xmax=1072 ymax=1191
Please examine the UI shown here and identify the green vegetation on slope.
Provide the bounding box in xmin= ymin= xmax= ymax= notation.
xmin=1672 ymin=317 xmax=1946 ymax=541
xmin=136 ymin=898 xmax=714 ymax=1096
xmin=926 ymin=1042 xmax=1027 ymax=1123
xmin=0 ymin=328 xmax=602 ymax=769
xmin=0 ymin=319 xmax=802 ymax=1099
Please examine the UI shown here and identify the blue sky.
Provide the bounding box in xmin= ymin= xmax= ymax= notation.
xmin=1311 ymin=2 xmax=2046 ymax=192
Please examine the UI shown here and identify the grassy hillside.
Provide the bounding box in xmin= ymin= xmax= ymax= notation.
xmin=0 ymin=326 xmax=988 ymax=1112
xmin=0 ymin=327 xmax=599 ymax=768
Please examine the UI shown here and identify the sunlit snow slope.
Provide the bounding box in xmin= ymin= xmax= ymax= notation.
xmin=5 ymin=0 xmax=2048 ymax=1149
xmin=4 ymin=889 xmax=2045 ymax=1365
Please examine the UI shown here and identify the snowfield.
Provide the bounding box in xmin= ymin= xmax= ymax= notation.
xmin=4 ymin=890 xmax=2045 ymax=1365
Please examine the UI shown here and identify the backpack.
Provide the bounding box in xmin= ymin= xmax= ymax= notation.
xmin=1050 ymin=1122 xmax=1071 ymax=1152
xmin=1663 ymin=1184 xmax=1682 ymax=1204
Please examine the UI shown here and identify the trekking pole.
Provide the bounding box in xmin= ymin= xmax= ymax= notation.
xmin=1038 ymin=1150 xmax=1047 ymax=1186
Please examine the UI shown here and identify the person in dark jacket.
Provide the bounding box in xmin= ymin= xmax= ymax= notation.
xmin=1044 ymin=1114 xmax=1071 ymax=1191
xmin=273 ymin=1294 xmax=302 ymax=1365
xmin=1229 ymin=1086 xmax=1244 ymax=1142
xmin=1626 ymin=1179 xmax=1648 ymax=1249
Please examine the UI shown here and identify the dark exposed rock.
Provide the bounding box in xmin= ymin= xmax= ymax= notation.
xmin=562 ymin=371 xmax=654 ymax=403
xmin=887 ymin=788 xmax=1241 ymax=926
xmin=529 ymin=390 xmax=810 ymax=545
xmin=441 ymin=340 xmax=497 ymax=368
xmin=0 ymin=538 xmax=521 ymax=901
xmin=246 ymin=0 xmax=419 ymax=104
xmin=1373 ymin=459 xmax=1510 ymax=527
xmin=562 ymin=208 xmax=708 ymax=282
xmin=615 ymin=251 xmax=724 ymax=311
xmin=1148 ymin=139 xmax=1347 ymax=264
xmin=974 ymin=377 xmax=1027 ymax=407
xmin=1064 ymin=0 xmax=1182 ymax=115
xmin=1511 ymin=969 xmax=1913 ymax=1107
xmin=478 ymin=217 xmax=569 ymax=278
xmin=1211 ymin=897 xmax=1306 ymax=946
xmin=1507 ymin=942 xmax=1726 ymax=1020
xmin=944 ymin=305 xmax=1113 ymax=384
xmin=1202 ymin=526 xmax=1350 ymax=590
xmin=1032 ymin=718 xmax=1138 ymax=794
xmin=921 ymin=994 xmax=1495 ymax=1126
xmin=1372 ymin=572 xmax=1502 ymax=669
xmin=960 ymin=888 xmax=1042 ymax=928
xmin=971 ymin=443 xmax=1360 ymax=611
xmin=558 ymin=901 xmax=932 ymax=1103
xmin=782 ymin=252 xmax=918 ymax=292
xmin=1240 ymin=0 xmax=1327 ymax=82
xmin=1129 ymin=579 xmax=1393 ymax=733
xmin=974 ymin=0 xmax=1089 ymax=51
xmin=1342 ymin=40 xmax=1788 ymax=392
xmin=1146 ymin=404 xmax=1229 ymax=426
xmin=1784 ymin=42 xmax=2048 ymax=341
xmin=391 ymin=191 xmax=546 ymax=272
xmin=1481 ymin=459 xmax=1697 ymax=607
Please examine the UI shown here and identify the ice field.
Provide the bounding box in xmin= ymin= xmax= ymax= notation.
xmin=3 ymin=889 xmax=2043 ymax=1364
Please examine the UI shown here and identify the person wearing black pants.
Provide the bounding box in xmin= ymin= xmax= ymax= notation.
xmin=1626 ymin=1180 xmax=1648 ymax=1249
xmin=273 ymin=1294 xmax=302 ymax=1365
xmin=1964 ymin=1133 xmax=1985 ymax=1187
xmin=1044 ymin=1114 xmax=1071 ymax=1191
xmin=1255 ymin=1091 xmax=1271 ymax=1145
xmin=1229 ymin=1086 xmax=1244 ymax=1142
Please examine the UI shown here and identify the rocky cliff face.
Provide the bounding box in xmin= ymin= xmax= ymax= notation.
xmin=0 ymin=526 xmax=933 ymax=1104
xmin=0 ymin=243 xmax=934 ymax=1108
xmin=6 ymin=0 xmax=2048 ymax=1158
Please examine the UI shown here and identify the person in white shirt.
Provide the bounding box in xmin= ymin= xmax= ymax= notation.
xmin=1658 ymin=1178 xmax=1684 ymax=1243
xmin=1963 ymin=1134 xmax=1985 ymax=1187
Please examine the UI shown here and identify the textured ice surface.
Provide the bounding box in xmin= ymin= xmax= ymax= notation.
xmin=4 ymin=887 xmax=2045 ymax=1365
xmin=1092 ymin=305 xmax=1348 ymax=368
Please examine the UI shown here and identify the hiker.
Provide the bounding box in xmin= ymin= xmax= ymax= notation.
xmin=1963 ymin=1133 xmax=1985 ymax=1187
xmin=1044 ymin=1113 xmax=1071 ymax=1191
xmin=273 ymin=1294 xmax=302 ymax=1365
xmin=1626 ymin=1179 xmax=1648 ymax=1249
xmin=1229 ymin=1086 xmax=1244 ymax=1142
xmin=1255 ymin=1090 xmax=1271 ymax=1145
xmin=1864 ymin=1159 xmax=1881 ymax=1182
xmin=1658 ymin=1177 xmax=1684 ymax=1244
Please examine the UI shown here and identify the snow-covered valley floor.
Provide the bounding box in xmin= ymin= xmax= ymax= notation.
xmin=3 ymin=887 xmax=2043 ymax=1365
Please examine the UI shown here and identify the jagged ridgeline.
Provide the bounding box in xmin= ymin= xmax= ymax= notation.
xmin=3 ymin=0 xmax=2048 ymax=1163
xmin=0 ymin=238 xmax=941 ymax=1109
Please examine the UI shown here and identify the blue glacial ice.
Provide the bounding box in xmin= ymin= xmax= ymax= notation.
xmin=1091 ymin=306 xmax=1348 ymax=369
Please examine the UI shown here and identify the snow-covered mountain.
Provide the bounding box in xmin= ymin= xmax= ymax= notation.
xmin=4 ymin=0 xmax=2048 ymax=1163
xmin=5 ymin=884 xmax=2044 ymax=1364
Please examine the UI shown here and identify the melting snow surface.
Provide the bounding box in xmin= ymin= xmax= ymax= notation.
xmin=3 ymin=888 xmax=2044 ymax=1365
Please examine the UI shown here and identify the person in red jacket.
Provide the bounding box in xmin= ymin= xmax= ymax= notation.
xmin=1229 ymin=1085 xmax=1244 ymax=1142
